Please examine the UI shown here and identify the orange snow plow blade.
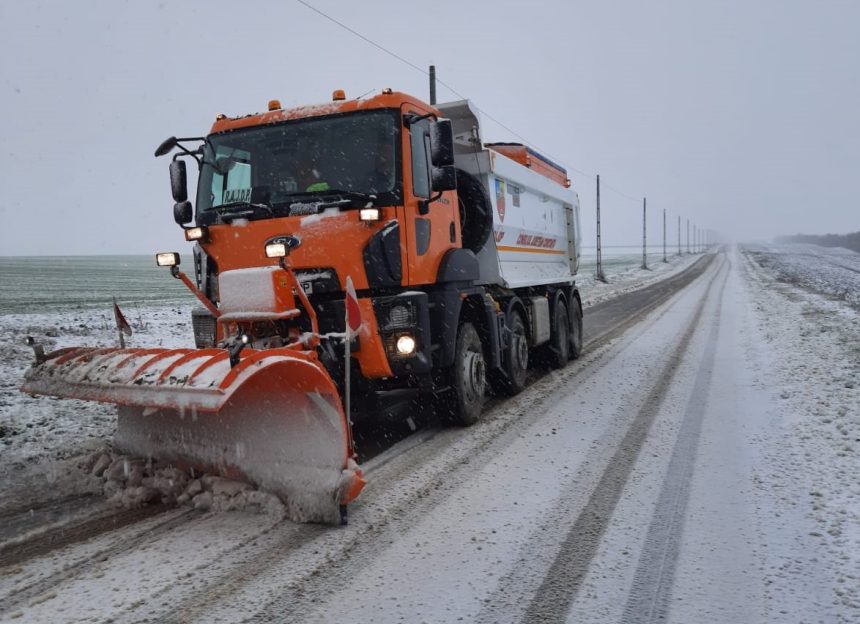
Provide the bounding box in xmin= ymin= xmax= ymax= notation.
xmin=21 ymin=346 xmax=365 ymax=524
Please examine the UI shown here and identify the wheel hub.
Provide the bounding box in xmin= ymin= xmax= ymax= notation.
xmin=513 ymin=334 xmax=528 ymax=370
xmin=464 ymin=350 xmax=485 ymax=397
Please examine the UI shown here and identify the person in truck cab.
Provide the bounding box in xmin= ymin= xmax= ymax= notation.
xmin=297 ymin=161 xmax=330 ymax=192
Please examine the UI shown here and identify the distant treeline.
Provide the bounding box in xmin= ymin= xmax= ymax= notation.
xmin=775 ymin=231 xmax=860 ymax=254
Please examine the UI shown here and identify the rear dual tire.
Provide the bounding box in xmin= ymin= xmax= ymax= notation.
xmin=569 ymin=298 xmax=583 ymax=360
xmin=548 ymin=299 xmax=570 ymax=369
xmin=491 ymin=309 xmax=529 ymax=397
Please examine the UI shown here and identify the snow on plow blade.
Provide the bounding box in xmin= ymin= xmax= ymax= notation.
xmin=21 ymin=346 xmax=365 ymax=524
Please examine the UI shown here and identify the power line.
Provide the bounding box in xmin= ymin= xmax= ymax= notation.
xmin=599 ymin=180 xmax=640 ymax=203
xmin=296 ymin=0 xmax=428 ymax=76
xmin=297 ymin=0 xmax=642 ymax=203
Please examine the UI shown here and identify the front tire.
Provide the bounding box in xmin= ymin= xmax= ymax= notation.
xmin=449 ymin=322 xmax=486 ymax=426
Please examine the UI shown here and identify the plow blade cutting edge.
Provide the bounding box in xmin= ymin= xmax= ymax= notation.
xmin=21 ymin=346 xmax=365 ymax=524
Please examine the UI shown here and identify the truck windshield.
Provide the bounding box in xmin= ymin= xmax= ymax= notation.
xmin=196 ymin=110 xmax=400 ymax=220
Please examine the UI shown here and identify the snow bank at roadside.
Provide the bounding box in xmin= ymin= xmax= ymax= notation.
xmin=578 ymin=251 xmax=706 ymax=308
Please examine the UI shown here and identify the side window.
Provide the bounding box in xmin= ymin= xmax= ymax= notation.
xmin=409 ymin=119 xmax=432 ymax=199
xmin=221 ymin=162 xmax=251 ymax=203
xmin=209 ymin=147 xmax=252 ymax=206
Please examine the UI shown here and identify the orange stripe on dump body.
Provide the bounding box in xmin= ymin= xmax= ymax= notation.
xmin=496 ymin=245 xmax=567 ymax=255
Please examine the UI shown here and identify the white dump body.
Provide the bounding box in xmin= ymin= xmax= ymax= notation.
xmin=456 ymin=150 xmax=581 ymax=289
xmin=439 ymin=100 xmax=581 ymax=290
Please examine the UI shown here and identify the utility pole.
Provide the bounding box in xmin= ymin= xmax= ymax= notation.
xmin=429 ymin=65 xmax=436 ymax=105
xmin=677 ymin=215 xmax=681 ymax=256
xmin=686 ymin=219 xmax=690 ymax=254
xmin=595 ymin=174 xmax=606 ymax=282
xmin=663 ymin=208 xmax=667 ymax=262
xmin=641 ymin=197 xmax=648 ymax=270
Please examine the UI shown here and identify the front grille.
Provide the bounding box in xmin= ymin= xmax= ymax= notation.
xmin=381 ymin=302 xmax=415 ymax=330
xmin=191 ymin=307 xmax=217 ymax=348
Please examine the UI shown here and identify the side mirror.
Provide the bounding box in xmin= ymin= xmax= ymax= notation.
xmin=169 ymin=160 xmax=188 ymax=203
xmin=174 ymin=201 xmax=193 ymax=225
xmin=155 ymin=136 xmax=178 ymax=157
xmin=430 ymin=119 xmax=455 ymax=167
xmin=432 ymin=166 xmax=457 ymax=192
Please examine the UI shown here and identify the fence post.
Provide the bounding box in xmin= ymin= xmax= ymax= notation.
xmin=641 ymin=197 xmax=648 ymax=270
xmin=595 ymin=174 xmax=606 ymax=282
xmin=663 ymin=208 xmax=667 ymax=262
xmin=686 ymin=219 xmax=690 ymax=254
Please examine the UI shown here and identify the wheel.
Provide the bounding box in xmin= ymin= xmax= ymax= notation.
xmin=568 ymin=298 xmax=583 ymax=360
xmin=548 ymin=298 xmax=570 ymax=369
xmin=449 ymin=322 xmax=486 ymax=426
xmin=491 ymin=309 xmax=528 ymax=396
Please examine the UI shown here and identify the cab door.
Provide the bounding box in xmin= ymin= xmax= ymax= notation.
xmin=399 ymin=102 xmax=460 ymax=287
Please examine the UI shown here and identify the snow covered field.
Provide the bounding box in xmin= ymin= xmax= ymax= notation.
xmin=744 ymin=242 xmax=860 ymax=308
xmin=1 ymin=246 xmax=858 ymax=623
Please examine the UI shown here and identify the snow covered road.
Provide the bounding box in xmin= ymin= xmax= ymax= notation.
xmin=2 ymin=246 xmax=857 ymax=623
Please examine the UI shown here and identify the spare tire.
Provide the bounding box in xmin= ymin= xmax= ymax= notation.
xmin=456 ymin=169 xmax=493 ymax=253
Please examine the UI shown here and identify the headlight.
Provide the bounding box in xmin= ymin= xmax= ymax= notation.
xmin=359 ymin=208 xmax=380 ymax=222
xmin=265 ymin=242 xmax=287 ymax=258
xmin=184 ymin=226 xmax=207 ymax=241
xmin=156 ymin=252 xmax=180 ymax=267
xmin=395 ymin=335 xmax=416 ymax=355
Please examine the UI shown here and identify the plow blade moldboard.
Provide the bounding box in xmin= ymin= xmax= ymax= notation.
xmin=21 ymin=347 xmax=365 ymax=524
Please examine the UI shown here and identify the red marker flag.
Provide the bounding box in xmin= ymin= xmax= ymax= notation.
xmin=345 ymin=276 xmax=361 ymax=335
xmin=113 ymin=299 xmax=133 ymax=336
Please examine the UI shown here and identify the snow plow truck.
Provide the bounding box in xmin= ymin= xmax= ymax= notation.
xmin=22 ymin=89 xmax=583 ymax=523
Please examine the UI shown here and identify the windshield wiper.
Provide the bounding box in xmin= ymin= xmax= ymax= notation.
xmin=278 ymin=189 xmax=377 ymax=208
xmin=316 ymin=189 xmax=377 ymax=205
xmin=214 ymin=202 xmax=273 ymax=220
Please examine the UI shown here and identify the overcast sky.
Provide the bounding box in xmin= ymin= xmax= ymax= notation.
xmin=1 ymin=0 xmax=857 ymax=256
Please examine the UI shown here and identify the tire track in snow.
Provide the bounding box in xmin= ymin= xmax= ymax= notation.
xmin=0 ymin=508 xmax=195 ymax=617
xmin=143 ymin=523 xmax=325 ymax=624
xmin=0 ymin=502 xmax=169 ymax=571
xmin=620 ymin=260 xmax=729 ymax=623
xmin=514 ymin=257 xmax=728 ymax=623
xmin=0 ymin=494 xmax=101 ymax=556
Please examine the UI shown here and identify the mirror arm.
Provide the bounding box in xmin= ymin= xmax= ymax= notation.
xmin=172 ymin=147 xmax=201 ymax=167
xmin=403 ymin=112 xmax=437 ymax=127
xmin=418 ymin=192 xmax=443 ymax=215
